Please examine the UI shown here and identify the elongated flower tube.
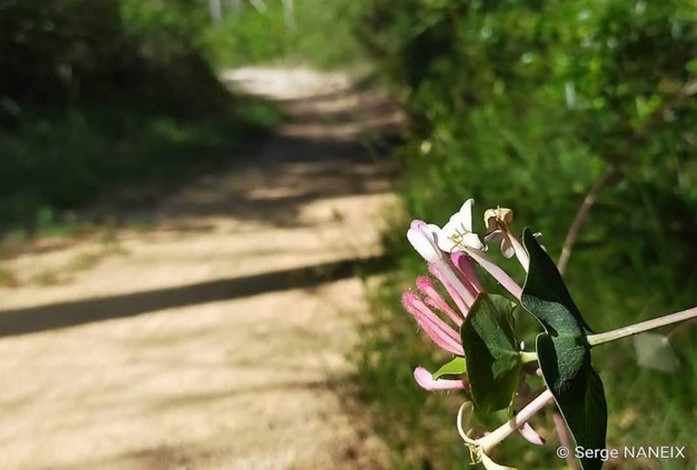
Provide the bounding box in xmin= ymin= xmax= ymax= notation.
xmin=400 ymin=258 xmax=480 ymax=390
xmin=402 ymin=291 xmax=464 ymax=356
xmin=414 ymin=366 xmax=469 ymax=391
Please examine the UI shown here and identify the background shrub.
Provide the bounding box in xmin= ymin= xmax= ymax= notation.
xmin=203 ymin=0 xmax=365 ymax=69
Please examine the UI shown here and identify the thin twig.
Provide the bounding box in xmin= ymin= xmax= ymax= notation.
xmin=557 ymin=78 xmax=697 ymax=275
xmin=557 ymin=166 xmax=617 ymax=275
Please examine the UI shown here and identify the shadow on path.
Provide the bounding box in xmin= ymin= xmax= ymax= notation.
xmin=0 ymin=255 xmax=390 ymax=338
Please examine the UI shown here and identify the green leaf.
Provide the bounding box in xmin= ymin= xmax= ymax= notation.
xmin=432 ymin=356 xmax=467 ymax=380
xmin=460 ymin=293 xmax=522 ymax=412
xmin=521 ymin=229 xmax=594 ymax=335
xmin=536 ymin=334 xmax=607 ymax=470
xmin=521 ymin=229 xmax=607 ymax=470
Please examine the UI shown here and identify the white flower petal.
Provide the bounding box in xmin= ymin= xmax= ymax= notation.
xmin=407 ymin=221 xmax=444 ymax=264
xmin=462 ymin=232 xmax=487 ymax=251
xmin=436 ymin=234 xmax=458 ymax=253
xmin=426 ymin=223 xmax=442 ymax=233
xmin=508 ymin=234 xmax=529 ymax=271
xmin=456 ymin=401 xmax=474 ymax=442
xmin=439 ymin=199 xmax=486 ymax=252
xmin=519 ymin=422 xmax=545 ymax=446
xmin=500 ymin=236 xmax=515 ymax=258
xmin=459 ymin=198 xmax=475 ymax=231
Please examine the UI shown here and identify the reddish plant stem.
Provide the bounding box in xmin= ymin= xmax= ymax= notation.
xmin=553 ymin=412 xmax=579 ymax=470
xmin=557 ymin=166 xmax=617 ymax=275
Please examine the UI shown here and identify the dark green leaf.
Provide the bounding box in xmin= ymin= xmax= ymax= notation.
xmin=460 ymin=293 xmax=522 ymax=412
xmin=521 ymin=229 xmax=607 ymax=470
xmin=432 ymin=356 xmax=467 ymax=380
xmin=536 ymin=334 xmax=607 ymax=470
xmin=521 ymin=229 xmax=594 ymax=335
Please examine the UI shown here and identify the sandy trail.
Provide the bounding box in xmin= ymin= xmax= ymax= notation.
xmin=0 ymin=68 xmax=400 ymax=469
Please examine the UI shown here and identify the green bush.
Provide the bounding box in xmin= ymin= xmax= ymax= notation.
xmin=357 ymin=0 xmax=697 ymax=467
xmin=0 ymin=0 xmax=221 ymax=108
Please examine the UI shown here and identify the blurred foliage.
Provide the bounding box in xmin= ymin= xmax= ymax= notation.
xmin=0 ymin=0 xmax=280 ymax=235
xmin=202 ymin=0 xmax=366 ymax=69
xmin=0 ymin=0 xmax=223 ymax=108
xmin=355 ymin=0 xmax=697 ymax=468
xmin=0 ymin=99 xmax=280 ymax=234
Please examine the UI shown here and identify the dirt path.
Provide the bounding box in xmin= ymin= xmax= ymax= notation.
xmin=0 ymin=68 xmax=400 ymax=469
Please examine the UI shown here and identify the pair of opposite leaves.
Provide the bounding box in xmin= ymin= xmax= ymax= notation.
xmin=438 ymin=229 xmax=606 ymax=470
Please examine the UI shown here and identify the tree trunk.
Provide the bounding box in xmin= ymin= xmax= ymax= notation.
xmin=209 ymin=0 xmax=223 ymax=23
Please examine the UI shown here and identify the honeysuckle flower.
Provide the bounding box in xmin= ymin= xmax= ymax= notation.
xmin=413 ymin=366 xmax=468 ymax=391
xmin=484 ymin=206 xmax=529 ymax=271
xmin=484 ymin=207 xmax=515 ymax=257
xmin=407 ymin=219 xmax=448 ymax=265
xmin=407 ymin=220 xmax=484 ymax=312
xmin=438 ymin=199 xmax=487 ymax=252
xmin=402 ymin=291 xmax=464 ymax=356
xmin=403 ymin=221 xmax=489 ymax=390
xmin=401 ymin=199 xmax=559 ymax=470
xmin=421 ymin=199 xmax=523 ymax=299
xmin=457 ymin=390 xmax=555 ymax=470
xmin=403 ymin=199 xmax=526 ymax=391
xmin=401 ymin=252 xmax=483 ymax=390
xmin=402 ymin=197 xmax=697 ymax=470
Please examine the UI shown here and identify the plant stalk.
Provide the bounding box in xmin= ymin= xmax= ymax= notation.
xmin=587 ymin=306 xmax=697 ymax=347
xmin=480 ymin=389 xmax=555 ymax=452
xmin=520 ymin=351 xmax=539 ymax=363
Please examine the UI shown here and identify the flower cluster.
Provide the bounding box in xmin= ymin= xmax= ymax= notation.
xmin=401 ymin=198 xmax=546 ymax=469
xmin=401 ymin=197 xmax=697 ymax=470
xmin=403 ymin=199 xmax=525 ymax=387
